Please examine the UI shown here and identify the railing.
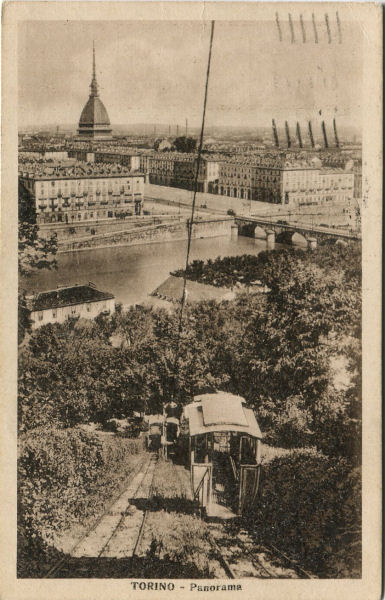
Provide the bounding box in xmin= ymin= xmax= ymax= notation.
xmin=193 ymin=467 xmax=210 ymax=503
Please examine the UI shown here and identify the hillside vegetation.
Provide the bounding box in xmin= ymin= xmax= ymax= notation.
xmin=18 ymin=239 xmax=361 ymax=577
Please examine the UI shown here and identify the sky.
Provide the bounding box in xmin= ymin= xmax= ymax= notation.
xmin=18 ymin=19 xmax=362 ymax=131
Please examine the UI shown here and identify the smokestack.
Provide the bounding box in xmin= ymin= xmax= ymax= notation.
xmin=176 ymin=124 xmax=179 ymax=137
xmin=333 ymin=118 xmax=340 ymax=148
xmin=185 ymin=118 xmax=188 ymax=136
xmin=285 ymin=121 xmax=291 ymax=148
xmin=296 ymin=122 xmax=303 ymax=148
xmin=308 ymin=121 xmax=315 ymax=148
xmin=168 ymin=124 xmax=171 ymax=136
xmin=272 ymin=119 xmax=279 ymax=147
xmin=321 ymin=120 xmax=329 ymax=148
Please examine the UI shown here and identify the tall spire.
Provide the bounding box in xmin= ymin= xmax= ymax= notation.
xmin=90 ymin=41 xmax=98 ymax=97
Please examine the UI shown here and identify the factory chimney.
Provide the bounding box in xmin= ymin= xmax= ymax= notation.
xmin=272 ymin=119 xmax=279 ymax=147
xmin=321 ymin=120 xmax=329 ymax=148
xmin=296 ymin=122 xmax=303 ymax=148
xmin=176 ymin=124 xmax=179 ymax=137
xmin=185 ymin=118 xmax=188 ymax=136
xmin=333 ymin=118 xmax=340 ymax=148
xmin=285 ymin=121 xmax=291 ymax=148
xmin=308 ymin=121 xmax=315 ymax=148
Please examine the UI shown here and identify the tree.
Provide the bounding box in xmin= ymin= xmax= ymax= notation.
xmin=18 ymin=184 xmax=58 ymax=342
xmin=173 ymin=136 xmax=197 ymax=153
xmin=18 ymin=223 xmax=58 ymax=277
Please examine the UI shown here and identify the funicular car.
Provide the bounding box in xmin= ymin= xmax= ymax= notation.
xmin=182 ymin=392 xmax=263 ymax=519
xmin=145 ymin=413 xmax=180 ymax=457
xmin=146 ymin=414 xmax=163 ymax=451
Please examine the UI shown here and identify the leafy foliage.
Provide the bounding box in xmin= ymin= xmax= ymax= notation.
xmin=19 ymin=243 xmax=361 ymax=463
xmin=18 ymin=427 xmax=144 ymax=577
xmin=250 ymin=448 xmax=361 ymax=577
xmin=18 ymin=241 xmax=361 ymax=578
xmin=18 ymin=223 xmax=58 ymax=277
xmin=172 ymin=136 xmax=197 ymax=153
xmin=18 ymin=184 xmax=58 ymax=342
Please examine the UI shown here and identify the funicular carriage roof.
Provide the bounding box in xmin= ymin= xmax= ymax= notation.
xmin=145 ymin=415 xmax=179 ymax=426
xmin=184 ymin=392 xmax=262 ymax=439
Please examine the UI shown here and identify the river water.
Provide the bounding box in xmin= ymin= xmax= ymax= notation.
xmin=21 ymin=236 xmax=273 ymax=306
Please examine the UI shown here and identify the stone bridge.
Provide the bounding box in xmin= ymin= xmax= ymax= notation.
xmin=235 ymin=216 xmax=361 ymax=249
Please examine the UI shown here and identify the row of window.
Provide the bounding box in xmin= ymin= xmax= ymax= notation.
xmin=36 ymin=302 xmax=108 ymax=321
xmin=37 ymin=179 xmax=142 ymax=190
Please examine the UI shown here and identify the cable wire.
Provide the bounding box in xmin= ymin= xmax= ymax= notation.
xmin=171 ymin=20 xmax=215 ymax=401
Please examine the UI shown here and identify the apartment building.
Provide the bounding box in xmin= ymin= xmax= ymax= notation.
xmin=19 ymin=161 xmax=145 ymax=224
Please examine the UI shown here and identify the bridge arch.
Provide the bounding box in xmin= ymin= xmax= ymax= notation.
xmin=291 ymin=232 xmax=308 ymax=247
xmin=275 ymin=230 xmax=308 ymax=246
xmin=253 ymin=226 xmax=267 ymax=240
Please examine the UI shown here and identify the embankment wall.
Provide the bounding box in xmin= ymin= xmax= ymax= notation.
xmin=39 ymin=215 xmax=183 ymax=241
xmin=58 ymin=218 xmax=233 ymax=253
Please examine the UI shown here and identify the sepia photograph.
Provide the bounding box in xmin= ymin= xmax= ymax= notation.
xmin=0 ymin=2 xmax=382 ymax=599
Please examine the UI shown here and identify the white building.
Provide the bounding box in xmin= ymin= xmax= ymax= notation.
xmin=25 ymin=284 xmax=115 ymax=329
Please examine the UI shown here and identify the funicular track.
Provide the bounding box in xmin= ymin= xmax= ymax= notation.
xmin=206 ymin=519 xmax=315 ymax=579
xmin=171 ymin=458 xmax=187 ymax=498
xmin=44 ymin=452 xmax=158 ymax=578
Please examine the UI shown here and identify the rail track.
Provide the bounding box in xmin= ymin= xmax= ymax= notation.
xmin=171 ymin=459 xmax=187 ymax=499
xmin=206 ymin=521 xmax=315 ymax=579
xmin=44 ymin=452 xmax=158 ymax=578
xmin=168 ymin=459 xmax=313 ymax=579
xmin=43 ymin=453 xmax=315 ymax=579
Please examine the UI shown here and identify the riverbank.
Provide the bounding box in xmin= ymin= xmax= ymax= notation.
xmin=57 ymin=217 xmax=234 ymax=254
xmin=20 ymin=235 xmax=268 ymax=306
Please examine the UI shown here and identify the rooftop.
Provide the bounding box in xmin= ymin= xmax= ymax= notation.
xmin=26 ymin=284 xmax=115 ymax=311
xmin=19 ymin=160 xmax=144 ymax=180
xmin=151 ymin=275 xmax=235 ymax=304
xmin=184 ymin=392 xmax=263 ymax=438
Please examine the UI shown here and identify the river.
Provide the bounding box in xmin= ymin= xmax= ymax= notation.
xmin=21 ymin=236 xmax=275 ymax=306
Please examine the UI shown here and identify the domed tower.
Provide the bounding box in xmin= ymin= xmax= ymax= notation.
xmin=77 ymin=43 xmax=112 ymax=139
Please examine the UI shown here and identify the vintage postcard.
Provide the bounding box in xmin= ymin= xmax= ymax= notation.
xmin=1 ymin=2 xmax=382 ymax=599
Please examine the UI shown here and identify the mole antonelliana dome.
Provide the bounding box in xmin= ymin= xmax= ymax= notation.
xmin=77 ymin=44 xmax=112 ymax=139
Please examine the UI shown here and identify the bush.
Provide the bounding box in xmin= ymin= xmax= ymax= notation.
xmin=227 ymin=208 xmax=236 ymax=216
xmin=249 ymin=449 xmax=361 ymax=578
xmin=145 ymin=512 xmax=215 ymax=577
xmin=18 ymin=427 xmax=144 ymax=576
xmin=102 ymin=419 xmax=119 ymax=432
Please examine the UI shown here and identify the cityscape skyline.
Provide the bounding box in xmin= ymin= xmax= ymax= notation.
xmin=19 ymin=19 xmax=362 ymax=131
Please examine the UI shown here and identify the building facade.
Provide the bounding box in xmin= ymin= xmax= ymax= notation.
xmin=25 ymin=284 xmax=115 ymax=329
xmin=215 ymin=157 xmax=354 ymax=205
xmin=93 ymin=151 xmax=141 ymax=171
xmin=19 ymin=149 xmax=69 ymax=161
xmin=19 ymin=161 xmax=145 ymax=224
xmin=147 ymin=153 xmax=220 ymax=193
